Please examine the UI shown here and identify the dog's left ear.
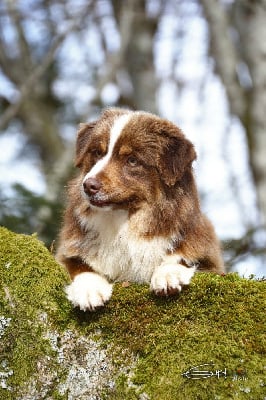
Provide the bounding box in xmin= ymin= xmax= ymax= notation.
xmin=75 ymin=122 xmax=97 ymax=168
xmin=158 ymin=130 xmax=197 ymax=186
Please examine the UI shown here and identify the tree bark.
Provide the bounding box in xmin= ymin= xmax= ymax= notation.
xmin=111 ymin=0 xmax=159 ymax=113
xmin=233 ymin=0 xmax=266 ymax=223
xmin=200 ymin=0 xmax=266 ymax=223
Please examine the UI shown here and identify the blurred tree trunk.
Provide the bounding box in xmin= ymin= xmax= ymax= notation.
xmin=0 ymin=0 xmax=159 ymax=244
xmin=110 ymin=0 xmax=159 ymax=113
xmin=200 ymin=0 xmax=266 ymax=224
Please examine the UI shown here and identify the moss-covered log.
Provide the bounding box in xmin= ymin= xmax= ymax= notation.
xmin=0 ymin=227 xmax=265 ymax=399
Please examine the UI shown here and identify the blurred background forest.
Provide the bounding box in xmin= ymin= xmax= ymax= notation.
xmin=0 ymin=0 xmax=265 ymax=276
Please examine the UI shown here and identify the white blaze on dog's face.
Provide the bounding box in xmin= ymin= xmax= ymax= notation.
xmin=75 ymin=108 xmax=196 ymax=211
xmin=81 ymin=113 xmax=132 ymax=210
xmin=84 ymin=114 xmax=132 ymax=180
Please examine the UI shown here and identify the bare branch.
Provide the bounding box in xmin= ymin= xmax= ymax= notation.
xmin=0 ymin=0 xmax=97 ymax=131
xmin=0 ymin=5 xmax=92 ymax=133
xmin=6 ymin=0 xmax=33 ymax=72
xmin=0 ymin=33 xmax=65 ymax=130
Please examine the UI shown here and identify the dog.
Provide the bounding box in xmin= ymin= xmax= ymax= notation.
xmin=56 ymin=107 xmax=224 ymax=311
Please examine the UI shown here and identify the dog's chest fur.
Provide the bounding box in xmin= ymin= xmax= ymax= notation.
xmin=78 ymin=209 xmax=173 ymax=283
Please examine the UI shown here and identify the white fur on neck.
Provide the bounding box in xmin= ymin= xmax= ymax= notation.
xmin=79 ymin=209 xmax=176 ymax=284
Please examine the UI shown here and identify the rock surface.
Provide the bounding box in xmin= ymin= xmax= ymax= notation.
xmin=0 ymin=227 xmax=265 ymax=399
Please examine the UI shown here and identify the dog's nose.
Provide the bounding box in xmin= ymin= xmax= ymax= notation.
xmin=83 ymin=177 xmax=102 ymax=195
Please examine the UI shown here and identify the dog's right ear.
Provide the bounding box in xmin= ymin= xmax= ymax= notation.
xmin=75 ymin=122 xmax=97 ymax=168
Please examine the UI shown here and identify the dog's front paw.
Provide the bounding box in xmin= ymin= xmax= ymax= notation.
xmin=150 ymin=263 xmax=196 ymax=296
xmin=65 ymin=272 xmax=113 ymax=311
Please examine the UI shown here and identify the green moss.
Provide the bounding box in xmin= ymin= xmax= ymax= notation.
xmin=0 ymin=227 xmax=265 ymax=399
xmin=78 ymin=277 xmax=266 ymax=400
xmin=0 ymin=227 xmax=71 ymax=398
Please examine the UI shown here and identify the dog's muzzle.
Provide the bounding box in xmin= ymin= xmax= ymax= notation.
xmin=83 ymin=177 xmax=111 ymax=208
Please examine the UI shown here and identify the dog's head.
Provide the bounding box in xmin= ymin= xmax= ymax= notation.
xmin=75 ymin=108 xmax=196 ymax=210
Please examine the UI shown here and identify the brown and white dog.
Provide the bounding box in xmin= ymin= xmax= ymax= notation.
xmin=56 ymin=108 xmax=224 ymax=311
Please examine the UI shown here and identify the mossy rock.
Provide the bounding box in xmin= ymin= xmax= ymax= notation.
xmin=0 ymin=226 xmax=265 ymax=399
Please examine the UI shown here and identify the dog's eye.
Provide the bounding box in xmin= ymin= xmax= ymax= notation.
xmin=127 ymin=156 xmax=139 ymax=167
xmin=92 ymin=149 xmax=103 ymax=159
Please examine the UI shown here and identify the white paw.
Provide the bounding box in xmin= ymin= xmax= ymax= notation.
xmin=150 ymin=263 xmax=196 ymax=296
xmin=65 ymin=272 xmax=113 ymax=311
